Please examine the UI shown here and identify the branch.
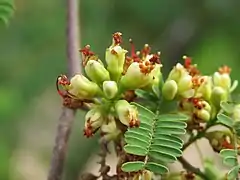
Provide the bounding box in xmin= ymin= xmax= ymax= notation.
xmin=47 ymin=0 xmax=81 ymax=179
xmin=178 ymin=156 xmax=209 ymax=180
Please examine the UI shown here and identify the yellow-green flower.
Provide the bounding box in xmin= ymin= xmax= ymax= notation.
xmin=85 ymin=59 xmax=110 ymax=84
xmin=115 ymin=100 xmax=139 ymax=127
xmin=68 ymin=74 xmax=100 ymax=99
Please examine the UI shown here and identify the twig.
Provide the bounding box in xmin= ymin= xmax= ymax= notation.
xmin=183 ymin=121 xmax=216 ymax=151
xmin=178 ymin=156 xmax=209 ymax=180
xmin=47 ymin=0 xmax=80 ymax=179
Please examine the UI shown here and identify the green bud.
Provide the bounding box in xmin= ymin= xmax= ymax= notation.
xmin=168 ymin=63 xmax=186 ymax=82
xmin=177 ymin=74 xmax=194 ymax=98
xmin=115 ymin=100 xmax=139 ymax=127
xmin=162 ymin=80 xmax=178 ymax=100
xmin=103 ymin=81 xmax=118 ymax=99
xmin=149 ymin=64 xmax=162 ymax=86
xmin=85 ymin=60 xmax=110 ymax=84
xmin=120 ymin=62 xmax=152 ymax=90
xmin=105 ymin=45 xmax=127 ymax=81
xmin=69 ymin=74 xmax=100 ymax=99
xmin=211 ymin=86 xmax=228 ymax=107
xmin=202 ymin=100 xmax=211 ymax=112
xmin=195 ymin=109 xmax=210 ymax=122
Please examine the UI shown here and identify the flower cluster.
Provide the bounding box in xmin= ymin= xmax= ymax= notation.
xmin=57 ymin=32 xmax=162 ymax=139
xmin=162 ymin=56 xmax=238 ymax=132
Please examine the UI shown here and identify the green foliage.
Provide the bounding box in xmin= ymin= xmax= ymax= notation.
xmin=220 ymin=101 xmax=235 ymax=114
xmin=121 ymin=102 xmax=187 ymax=174
xmin=0 ymin=0 xmax=14 ymax=24
xmin=217 ymin=113 xmax=234 ymax=128
xmin=220 ymin=149 xmax=239 ymax=180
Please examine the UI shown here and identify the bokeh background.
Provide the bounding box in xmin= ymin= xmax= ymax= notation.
xmin=0 ymin=0 xmax=240 ymax=179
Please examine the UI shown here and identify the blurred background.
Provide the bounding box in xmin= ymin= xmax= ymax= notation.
xmin=0 ymin=0 xmax=240 ymax=179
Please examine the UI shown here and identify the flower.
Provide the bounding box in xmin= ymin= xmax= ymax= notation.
xmin=120 ymin=62 xmax=153 ymax=90
xmin=85 ymin=59 xmax=110 ymax=84
xmin=162 ymin=80 xmax=178 ymax=100
xmin=103 ymin=81 xmax=118 ymax=99
xmin=194 ymin=76 xmax=212 ymax=100
xmin=213 ymin=72 xmax=231 ymax=90
xmin=164 ymin=63 xmax=194 ymax=99
xmin=84 ymin=107 xmax=105 ymax=137
xmin=205 ymin=130 xmax=233 ymax=152
xmin=105 ymin=32 xmax=128 ymax=81
xmin=115 ymin=100 xmax=139 ymax=127
xmin=68 ymin=74 xmax=100 ymax=99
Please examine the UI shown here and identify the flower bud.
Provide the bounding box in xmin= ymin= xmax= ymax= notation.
xmin=120 ymin=62 xmax=152 ymax=90
xmin=213 ymin=72 xmax=231 ymax=90
xmin=211 ymin=86 xmax=228 ymax=107
xmin=105 ymin=45 xmax=128 ymax=81
xmin=149 ymin=64 xmax=162 ymax=86
xmin=69 ymin=74 xmax=100 ymax=99
xmin=101 ymin=117 xmax=121 ymax=141
xmin=177 ymin=74 xmax=194 ymax=98
xmin=168 ymin=63 xmax=186 ymax=82
xmin=179 ymin=99 xmax=193 ymax=111
xmin=194 ymin=109 xmax=210 ymax=122
xmin=166 ymin=63 xmax=194 ymax=99
xmin=162 ymin=80 xmax=178 ymax=100
xmin=84 ymin=107 xmax=104 ymax=137
xmin=85 ymin=60 xmax=110 ymax=84
xmin=115 ymin=100 xmax=139 ymax=127
xmin=103 ymin=81 xmax=118 ymax=99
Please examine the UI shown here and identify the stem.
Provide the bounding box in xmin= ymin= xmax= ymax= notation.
xmin=47 ymin=0 xmax=80 ymax=179
xmin=178 ymin=156 xmax=209 ymax=180
xmin=178 ymin=121 xmax=217 ymax=179
xmin=183 ymin=121 xmax=216 ymax=151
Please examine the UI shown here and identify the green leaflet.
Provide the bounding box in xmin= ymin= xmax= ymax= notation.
xmin=145 ymin=162 xmax=168 ymax=174
xmin=122 ymin=102 xmax=186 ymax=175
xmin=227 ymin=165 xmax=240 ymax=180
xmin=217 ymin=113 xmax=234 ymax=128
xmin=121 ymin=161 xmax=145 ymax=172
xmin=220 ymin=101 xmax=235 ymax=114
xmin=0 ymin=0 xmax=14 ymax=24
xmin=220 ymin=149 xmax=240 ymax=179
xmin=220 ymin=149 xmax=237 ymax=158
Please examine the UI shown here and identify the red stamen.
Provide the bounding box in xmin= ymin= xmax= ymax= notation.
xmin=113 ymin=32 xmax=122 ymax=45
xmin=222 ymin=140 xmax=234 ymax=149
xmin=129 ymin=119 xmax=140 ymax=128
xmin=149 ymin=54 xmax=161 ymax=64
xmin=219 ymin=65 xmax=231 ymax=74
xmin=183 ymin=55 xmax=192 ymax=68
xmin=129 ymin=39 xmax=141 ymax=62
xmin=79 ymin=45 xmax=94 ymax=57
xmin=56 ymin=75 xmax=70 ymax=98
xmin=141 ymin=44 xmax=151 ymax=57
